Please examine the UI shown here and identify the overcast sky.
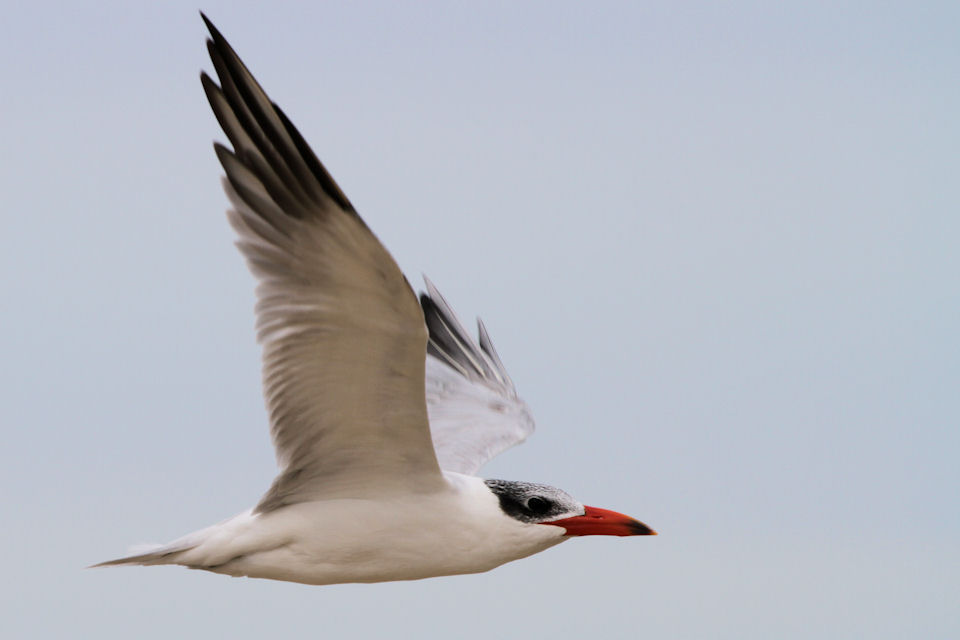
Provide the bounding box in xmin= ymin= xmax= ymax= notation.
xmin=2 ymin=2 xmax=957 ymax=638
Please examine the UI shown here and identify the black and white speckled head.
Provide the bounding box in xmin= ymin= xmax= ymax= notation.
xmin=483 ymin=479 xmax=584 ymax=524
xmin=484 ymin=478 xmax=657 ymax=537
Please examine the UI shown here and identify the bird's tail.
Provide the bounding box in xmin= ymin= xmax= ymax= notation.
xmin=89 ymin=510 xmax=256 ymax=570
xmin=89 ymin=540 xmax=199 ymax=568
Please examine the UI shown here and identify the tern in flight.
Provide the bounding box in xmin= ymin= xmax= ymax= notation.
xmin=95 ymin=15 xmax=656 ymax=585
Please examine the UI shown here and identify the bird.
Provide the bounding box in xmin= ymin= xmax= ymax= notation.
xmin=93 ymin=14 xmax=656 ymax=586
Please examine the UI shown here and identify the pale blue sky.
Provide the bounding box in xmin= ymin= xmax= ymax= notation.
xmin=2 ymin=2 xmax=957 ymax=638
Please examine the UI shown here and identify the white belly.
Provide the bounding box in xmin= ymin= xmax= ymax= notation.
xmin=180 ymin=474 xmax=567 ymax=585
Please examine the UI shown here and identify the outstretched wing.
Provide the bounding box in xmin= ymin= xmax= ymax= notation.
xmin=201 ymin=15 xmax=444 ymax=510
xmin=420 ymin=279 xmax=535 ymax=475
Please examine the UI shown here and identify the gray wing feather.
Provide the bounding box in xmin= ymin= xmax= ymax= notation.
xmin=420 ymin=279 xmax=535 ymax=475
xmin=201 ymin=16 xmax=444 ymax=510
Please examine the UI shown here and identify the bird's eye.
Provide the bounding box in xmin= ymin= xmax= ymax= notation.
xmin=526 ymin=496 xmax=551 ymax=514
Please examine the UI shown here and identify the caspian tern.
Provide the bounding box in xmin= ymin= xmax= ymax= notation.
xmin=94 ymin=15 xmax=655 ymax=586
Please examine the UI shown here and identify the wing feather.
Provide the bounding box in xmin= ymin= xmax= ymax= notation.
xmin=420 ymin=280 xmax=535 ymax=475
xmin=201 ymin=16 xmax=444 ymax=511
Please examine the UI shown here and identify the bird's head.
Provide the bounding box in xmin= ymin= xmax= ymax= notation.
xmin=483 ymin=479 xmax=656 ymax=537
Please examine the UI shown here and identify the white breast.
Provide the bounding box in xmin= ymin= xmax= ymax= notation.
xmin=180 ymin=473 xmax=567 ymax=585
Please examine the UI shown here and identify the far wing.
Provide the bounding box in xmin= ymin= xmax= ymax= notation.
xmin=420 ymin=279 xmax=535 ymax=475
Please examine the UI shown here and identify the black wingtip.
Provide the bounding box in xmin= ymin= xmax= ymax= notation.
xmin=200 ymin=11 xmax=218 ymax=38
xmin=199 ymin=70 xmax=222 ymax=104
xmin=212 ymin=141 xmax=233 ymax=164
xmin=201 ymin=13 xmax=236 ymax=61
xmin=205 ymin=38 xmax=221 ymax=67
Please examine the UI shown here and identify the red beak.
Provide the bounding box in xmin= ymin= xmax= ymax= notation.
xmin=541 ymin=506 xmax=657 ymax=537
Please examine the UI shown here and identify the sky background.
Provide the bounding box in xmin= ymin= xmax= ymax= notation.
xmin=2 ymin=1 xmax=958 ymax=637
